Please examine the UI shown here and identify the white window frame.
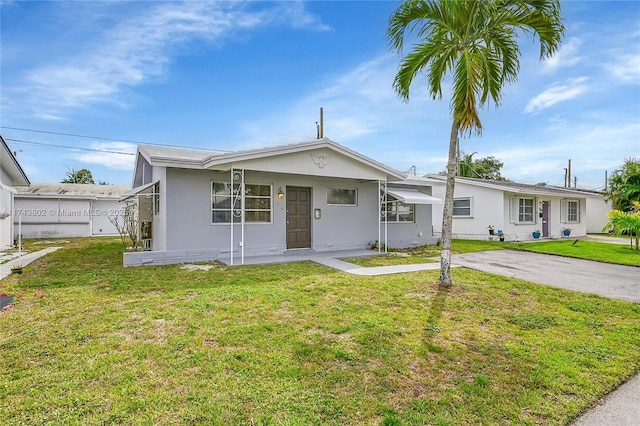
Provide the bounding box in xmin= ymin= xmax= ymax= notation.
xmin=561 ymin=199 xmax=581 ymax=224
xmin=509 ymin=195 xmax=538 ymax=224
xmin=453 ymin=197 xmax=472 ymax=217
xmin=382 ymin=195 xmax=415 ymax=223
xmin=211 ymin=181 xmax=273 ymax=225
xmin=326 ymin=188 xmax=358 ymax=206
xmin=518 ymin=197 xmax=536 ymax=223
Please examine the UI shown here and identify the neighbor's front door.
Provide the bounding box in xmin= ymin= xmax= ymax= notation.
xmin=286 ymin=186 xmax=311 ymax=249
xmin=542 ymin=201 xmax=549 ymax=237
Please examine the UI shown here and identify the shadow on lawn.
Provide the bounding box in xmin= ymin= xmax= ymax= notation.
xmin=424 ymin=285 xmax=450 ymax=352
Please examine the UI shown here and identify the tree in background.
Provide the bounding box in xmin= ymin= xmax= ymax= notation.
xmin=388 ymin=0 xmax=564 ymax=287
xmin=457 ymin=151 xmax=507 ymax=180
xmin=606 ymin=158 xmax=640 ymax=212
xmin=62 ymin=168 xmax=95 ymax=184
xmin=603 ymin=201 xmax=640 ymax=251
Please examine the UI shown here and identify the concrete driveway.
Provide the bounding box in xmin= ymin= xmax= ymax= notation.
xmin=454 ymin=250 xmax=640 ymax=303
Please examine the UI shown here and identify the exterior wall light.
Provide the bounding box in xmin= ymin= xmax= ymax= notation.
xmin=277 ymin=187 xmax=284 ymax=199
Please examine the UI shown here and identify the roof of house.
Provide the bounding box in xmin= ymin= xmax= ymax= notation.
xmin=1 ymin=134 xmax=30 ymax=186
xmin=137 ymin=138 xmax=406 ymax=180
xmin=425 ymin=175 xmax=598 ymax=198
xmin=15 ymin=183 xmax=131 ymax=200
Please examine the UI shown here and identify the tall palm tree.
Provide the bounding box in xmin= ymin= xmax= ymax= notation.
xmin=388 ymin=0 xmax=564 ymax=287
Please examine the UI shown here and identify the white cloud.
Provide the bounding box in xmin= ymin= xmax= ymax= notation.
xmin=524 ymin=77 xmax=589 ymax=114
xmin=541 ymin=37 xmax=583 ymax=73
xmin=68 ymin=142 xmax=137 ymax=171
xmin=606 ymin=54 xmax=640 ymax=84
xmin=14 ymin=1 xmax=329 ymax=119
xmin=238 ymin=54 xmax=442 ymax=148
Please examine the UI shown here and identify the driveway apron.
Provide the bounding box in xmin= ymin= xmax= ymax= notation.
xmin=453 ymin=250 xmax=640 ymax=303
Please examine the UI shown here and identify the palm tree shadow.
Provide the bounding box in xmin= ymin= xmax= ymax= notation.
xmin=424 ymin=285 xmax=450 ymax=352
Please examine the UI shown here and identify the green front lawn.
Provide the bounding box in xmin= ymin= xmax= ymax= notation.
xmin=513 ymin=240 xmax=640 ymax=267
xmin=1 ymin=238 xmax=639 ymax=424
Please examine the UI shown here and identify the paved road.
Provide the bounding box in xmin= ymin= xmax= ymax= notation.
xmin=454 ymin=250 xmax=640 ymax=303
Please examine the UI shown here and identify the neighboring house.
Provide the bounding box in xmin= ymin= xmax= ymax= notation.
xmin=1 ymin=135 xmax=30 ymax=250
xmin=123 ymin=138 xmax=442 ymax=267
xmin=427 ymin=175 xmax=595 ymax=241
xmin=548 ymin=186 xmax=612 ymax=234
xmin=14 ymin=184 xmax=130 ymax=238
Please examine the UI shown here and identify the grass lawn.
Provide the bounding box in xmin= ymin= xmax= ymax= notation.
xmin=346 ymin=239 xmax=505 ymax=267
xmin=1 ymin=238 xmax=639 ymax=425
xmin=513 ymin=240 xmax=640 ymax=267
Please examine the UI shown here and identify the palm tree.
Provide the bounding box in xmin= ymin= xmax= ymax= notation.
xmin=603 ymin=202 xmax=640 ymax=251
xmin=388 ymin=0 xmax=564 ymax=287
xmin=606 ymin=157 xmax=640 ymax=212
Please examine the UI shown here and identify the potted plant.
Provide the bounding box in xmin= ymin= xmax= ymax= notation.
xmin=497 ymin=230 xmax=505 ymax=242
xmin=10 ymin=264 xmax=23 ymax=274
xmin=562 ymin=227 xmax=572 ymax=236
xmin=487 ymin=225 xmax=495 ymax=235
xmin=532 ymin=229 xmax=541 ymax=239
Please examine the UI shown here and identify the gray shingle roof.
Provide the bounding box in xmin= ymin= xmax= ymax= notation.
xmin=15 ymin=183 xmax=131 ymax=199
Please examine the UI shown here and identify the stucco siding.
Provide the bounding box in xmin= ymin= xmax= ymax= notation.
xmin=129 ymin=168 xmax=438 ymax=266
xmin=163 ymin=168 xmax=389 ymax=255
xmin=586 ymin=196 xmax=612 ymax=233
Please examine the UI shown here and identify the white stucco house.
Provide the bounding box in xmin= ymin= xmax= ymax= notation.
xmin=427 ymin=175 xmax=597 ymax=241
xmin=1 ymin=135 xmax=30 ymax=250
xmin=13 ymin=184 xmax=131 ymax=239
xmin=123 ymin=138 xmax=442 ymax=267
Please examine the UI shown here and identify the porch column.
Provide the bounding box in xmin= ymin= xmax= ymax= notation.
xmin=230 ymin=168 xmax=245 ymax=265
xmin=379 ymin=180 xmax=388 ymax=253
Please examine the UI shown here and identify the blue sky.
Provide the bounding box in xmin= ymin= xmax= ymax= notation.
xmin=1 ymin=0 xmax=638 ymax=189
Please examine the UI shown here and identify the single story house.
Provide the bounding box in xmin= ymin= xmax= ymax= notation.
xmin=547 ymin=186 xmax=611 ymax=234
xmin=427 ymin=175 xmax=596 ymax=241
xmin=14 ymin=183 xmax=131 ymax=238
xmin=123 ymin=138 xmax=442 ymax=267
xmin=1 ymin=134 xmax=30 ymax=250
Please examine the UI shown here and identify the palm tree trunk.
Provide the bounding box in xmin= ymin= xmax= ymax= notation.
xmin=440 ymin=120 xmax=459 ymax=288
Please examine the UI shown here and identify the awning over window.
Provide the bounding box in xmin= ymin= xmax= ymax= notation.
xmin=386 ymin=188 xmax=443 ymax=204
xmin=120 ymin=181 xmax=158 ymax=201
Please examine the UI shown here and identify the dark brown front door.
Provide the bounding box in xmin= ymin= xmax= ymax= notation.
xmin=286 ymin=186 xmax=311 ymax=249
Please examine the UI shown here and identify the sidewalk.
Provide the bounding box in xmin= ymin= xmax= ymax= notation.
xmin=0 ymin=247 xmax=61 ymax=280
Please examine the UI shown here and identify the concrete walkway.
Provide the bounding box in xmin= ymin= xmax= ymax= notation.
xmin=0 ymin=247 xmax=61 ymax=280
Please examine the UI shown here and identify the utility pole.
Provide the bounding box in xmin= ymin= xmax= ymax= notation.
xmin=319 ymin=107 xmax=324 ymax=139
xmin=567 ymin=159 xmax=572 ymax=188
xmin=564 ymin=168 xmax=568 ymax=187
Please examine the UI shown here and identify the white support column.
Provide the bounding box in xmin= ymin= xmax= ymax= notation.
xmin=230 ymin=168 xmax=234 ymax=266
xmin=379 ymin=180 xmax=388 ymax=254
xmin=240 ymin=170 xmax=245 ymax=265
xmin=230 ymin=169 xmax=245 ymax=265
xmin=378 ymin=180 xmax=382 ymax=254
xmin=384 ymin=180 xmax=388 ymax=253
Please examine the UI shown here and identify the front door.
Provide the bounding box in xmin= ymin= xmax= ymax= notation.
xmin=542 ymin=201 xmax=549 ymax=237
xmin=286 ymin=186 xmax=311 ymax=249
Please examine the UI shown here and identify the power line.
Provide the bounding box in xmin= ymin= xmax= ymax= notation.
xmin=5 ymin=138 xmax=136 ymax=156
xmin=0 ymin=125 xmax=232 ymax=152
